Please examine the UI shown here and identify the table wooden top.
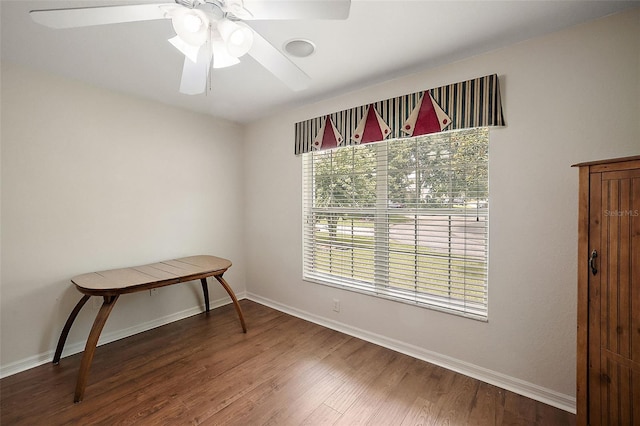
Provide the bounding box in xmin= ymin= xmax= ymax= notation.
xmin=71 ymin=255 xmax=232 ymax=296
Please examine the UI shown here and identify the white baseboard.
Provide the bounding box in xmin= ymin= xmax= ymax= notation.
xmin=0 ymin=292 xmax=246 ymax=379
xmin=245 ymin=292 xmax=577 ymax=414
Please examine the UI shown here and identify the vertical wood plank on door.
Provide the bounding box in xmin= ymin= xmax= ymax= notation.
xmin=607 ymin=179 xmax=620 ymax=358
xmin=618 ymin=177 xmax=633 ymax=426
xmin=604 ymin=179 xmax=617 ymax=426
xmin=588 ymin=171 xmax=603 ymax=425
xmin=634 ymin=369 xmax=640 ymax=425
xmin=619 ymin=364 xmax=632 ymax=426
xmin=633 ymin=177 xmax=640 ymax=364
xmin=631 ymin=176 xmax=640 ymax=426
xmin=618 ymin=178 xmax=631 ymax=361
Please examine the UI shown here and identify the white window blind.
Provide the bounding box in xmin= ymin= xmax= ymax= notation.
xmin=302 ymin=128 xmax=489 ymax=320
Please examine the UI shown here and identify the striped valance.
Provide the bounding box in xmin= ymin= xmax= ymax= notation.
xmin=294 ymin=74 xmax=505 ymax=155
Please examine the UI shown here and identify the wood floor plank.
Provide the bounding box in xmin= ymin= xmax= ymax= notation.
xmin=430 ymin=373 xmax=480 ymax=425
xmin=0 ymin=300 xmax=576 ymax=425
xmin=263 ymin=373 xmax=344 ymax=426
xmin=333 ymin=352 xmax=414 ymax=425
xmin=400 ymin=396 xmax=437 ymax=426
xmin=322 ymin=344 xmax=397 ymax=414
xmin=367 ymin=358 xmax=439 ymax=425
xmin=302 ymin=403 xmax=343 ymax=425
xmin=504 ymin=388 xmax=538 ymax=423
xmin=467 ymin=381 xmax=507 ymax=425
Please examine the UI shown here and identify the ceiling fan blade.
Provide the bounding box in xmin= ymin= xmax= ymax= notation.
xmin=248 ymin=30 xmax=310 ymax=91
xmin=29 ymin=3 xmax=176 ymax=29
xmin=241 ymin=0 xmax=350 ymax=20
xmin=179 ymin=47 xmax=212 ymax=95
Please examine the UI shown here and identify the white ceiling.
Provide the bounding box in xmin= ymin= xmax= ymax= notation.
xmin=2 ymin=0 xmax=638 ymax=123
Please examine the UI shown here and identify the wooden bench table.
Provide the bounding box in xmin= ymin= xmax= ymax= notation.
xmin=53 ymin=255 xmax=246 ymax=403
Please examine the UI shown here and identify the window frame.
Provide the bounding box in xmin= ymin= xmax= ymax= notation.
xmin=302 ymin=128 xmax=489 ymax=320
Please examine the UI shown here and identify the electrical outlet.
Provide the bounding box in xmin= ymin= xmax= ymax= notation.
xmin=333 ymin=298 xmax=340 ymax=312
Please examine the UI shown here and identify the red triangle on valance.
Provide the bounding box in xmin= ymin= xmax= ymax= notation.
xmin=313 ymin=115 xmax=343 ymax=150
xmin=402 ymin=91 xmax=451 ymax=137
xmin=351 ymin=104 xmax=391 ymax=144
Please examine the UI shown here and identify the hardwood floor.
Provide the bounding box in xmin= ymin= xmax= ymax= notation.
xmin=1 ymin=300 xmax=575 ymax=425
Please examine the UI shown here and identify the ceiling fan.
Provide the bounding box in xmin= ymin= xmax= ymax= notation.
xmin=29 ymin=0 xmax=351 ymax=95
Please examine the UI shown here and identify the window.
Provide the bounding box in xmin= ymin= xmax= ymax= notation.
xmin=302 ymin=128 xmax=489 ymax=320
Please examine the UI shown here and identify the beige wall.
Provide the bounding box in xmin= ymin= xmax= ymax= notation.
xmin=242 ymin=9 xmax=639 ymax=411
xmin=0 ymin=63 xmax=247 ymax=373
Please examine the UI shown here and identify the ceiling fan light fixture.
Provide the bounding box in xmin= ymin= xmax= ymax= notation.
xmin=218 ymin=19 xmax=254 ymax=58
xmin=212 ymin=38 xmax=241 ymax=69
xmin=183 ymin=14 xmax=204 ymax=33
xmin=171 ymin=8 xmax=209 ymax=46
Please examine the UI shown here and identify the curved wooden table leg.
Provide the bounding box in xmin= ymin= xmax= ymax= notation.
xmin=53 ymin=295 xmax=91 ymax=365
xmin=200 ymin=278 xmax=210 ymax=312
xmin=214 ymin=275 xmax=247 ymax=333
xmin=74 ymin=295 xmax=119 ymax=403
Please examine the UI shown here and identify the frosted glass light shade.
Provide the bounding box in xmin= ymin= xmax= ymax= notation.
xmin=217 ymin=19 xmax=253 ymax=58
xmin=212 ymin=38 xmax=240 ymax=68
xmin=171 ymin=8 xmax=209 ymax=47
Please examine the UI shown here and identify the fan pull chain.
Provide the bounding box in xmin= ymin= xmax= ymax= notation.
xmin=207 ymin=29 xmax=213 ymax=95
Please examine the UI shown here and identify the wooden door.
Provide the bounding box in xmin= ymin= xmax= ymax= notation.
xmin=587 ymin=166 xmax=640 ymax=425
